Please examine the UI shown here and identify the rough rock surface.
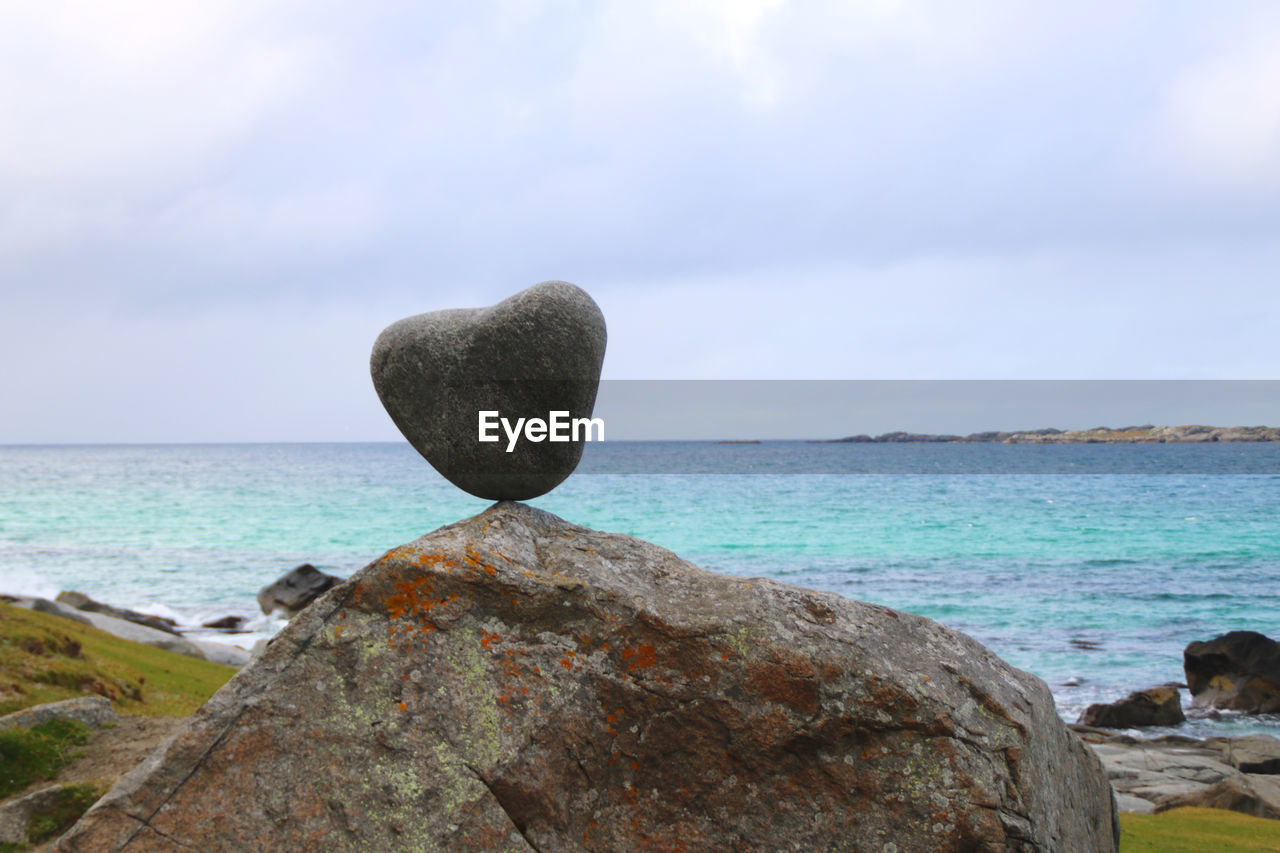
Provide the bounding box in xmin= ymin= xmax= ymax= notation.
xmin=0 ymin=696 xmax=118 ymax=732
xmin=1076 ymin=728 xmax=1280 ymax=814
xmin=1185 ymin=631 xmax=1280 ymax=712
xmin=1077 ymin=687 xmax=1185 ymax=728
xmin=1159 ymin=774 xmax=1280 ymax=819
xmin=370 ymin=281 xmax=607 ymax=501
xmin=256 ymin=564 xmax=343 ymax=616
xmin=0 ymin=786 xmax=68 ymax=845
xmin=57 ymin=503 xmax=1116 ymax=852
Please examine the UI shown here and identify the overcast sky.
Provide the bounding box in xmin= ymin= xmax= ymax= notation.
xmin=2 ymin=1 xmax=1279 ymax=442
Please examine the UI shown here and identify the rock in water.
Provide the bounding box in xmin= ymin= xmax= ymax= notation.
xmin=256 ymin=563 xmax=343 ymax=616
xmin=1077 ymin=687 xmax=1186 ymax=728
xmin=370 ymin=281 xmax=607 ymax=501
xmin=56 ymin=504 xmax=1116 ymax=852
xmin=1185 ymin=631 xmax=1280 ymax=713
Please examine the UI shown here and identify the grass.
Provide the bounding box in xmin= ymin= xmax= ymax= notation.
xmin=26 ymin=782 xmax=108 ymax=843
xmin=0 ymin=718 xmax=91 ymax=798
xmin=0 ymin=601 xmax=235 ymax=717
xmin=1121 ymin=807 xmax=1280 ymax=852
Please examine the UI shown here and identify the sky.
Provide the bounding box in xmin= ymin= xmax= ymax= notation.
xmin=2 ymin=1 xmax=1279 ymax=442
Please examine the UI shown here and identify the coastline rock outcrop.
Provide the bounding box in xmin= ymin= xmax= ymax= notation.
xmin=1077 ymin=687 xmax=1185 ymax=728
xmin=256 ymin=563 xmax=343 ymax=617
xmin=55 ymin=591 xmax=180 ymax=636
xmin=1075 ymin=729 xmax=1280 ymax=814
xmin=1185 ymin=631 xmax=1280 ymax=713
xmin=57 ymin=503 xmax=1116 ymax=852
xmin=370 ymin=281 xmax=607 ymax=501
xmin=828 ymin=425 xmax=1280 ymax=444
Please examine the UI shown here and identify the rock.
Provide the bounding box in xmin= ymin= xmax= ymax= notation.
xmin=188 ymin=641 xmax=251 ymax=668
xmin=56 ymin=591 xmax=181 ymax=635
xmin=370 ymin=281 xmax=607 ymax=501
xmin=1088 ymin=739 xmax=1239 ymax=812
xmin=0 ymin=696 xmax=118 ymax=732
xmin=1158 ymin=774 xmax=1280 ymax=819
xmin=6 ymin=597 xmax=206 ymax=661
xmin=201 ymin=615 xmax=247 ymax=631
xmin=256 ymin=563 xmax=342 ymax=616
xmin=1184 ymin=631 xmax=1280 ymax=712
xmin=9 ymin=596 xmax=92 ymax=626
xmin=1113 ymin=793 xmax=1155 ymax=814
xmin=57 ymin=503 xmax=1117 ymax=852
xmin=1077 ymin=687 xmax=1186 ymax=728
xmin=1206 ymin=734 xmax=1280 ymax=774
xmin=0 ymin=786 xmax=67 ymax=845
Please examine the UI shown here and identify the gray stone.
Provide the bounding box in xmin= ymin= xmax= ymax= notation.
xmin=7 ymin=596 xmax=93 ymax=626
xmin=0 ymin=696 xmax=118 ymax=732
xmin=189 ymin=640 xmax=251 ymax=667
xmin=370 ymin=281 xmax=607 ymax=500
xmin=1114 ymin=793 xmax=1156 ymax=814
xmin=56 ymin=590 xmax=181 ymax=635
xmin=256 ymin=563 xmax=343 ymax=616
xmin=1159 ymin=774 xmax=1280 ymax=819
xmin=1207 ymin=734 xmax=1280 ymax=774
xmin=56 ymin=503 xmax=1116 ymax=852
xmin=5 ymin=597 xmax=206 ymax=661
xmin=0 ymin=786 xmax=66 ymax=844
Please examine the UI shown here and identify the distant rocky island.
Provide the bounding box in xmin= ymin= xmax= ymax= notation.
xmin=826 ymin=424 xmax=1280 ymax=444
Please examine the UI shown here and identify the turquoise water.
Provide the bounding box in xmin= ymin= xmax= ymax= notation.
xmin=2 ymin=442 xmax=1278 ymax=735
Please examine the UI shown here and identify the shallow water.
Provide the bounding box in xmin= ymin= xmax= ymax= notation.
xmin=1 ymin=441 xmax=1277 ymax=737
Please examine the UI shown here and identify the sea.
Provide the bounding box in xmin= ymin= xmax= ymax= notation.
xmin=2 ymin=441 xmax=1278 ymax=738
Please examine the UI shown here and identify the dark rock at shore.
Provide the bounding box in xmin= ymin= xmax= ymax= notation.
xmin=55 ymin=591 xmax=180 ymax=635
xmin=201 ymin=615 xmax=248 ymax=632
xmin=370 ymin=281 xmax=607 ymax=501
xmin=256 ymin=564 xmax=342 ymax=617
xmin=1078 ymin=687 xmax=1186 ymax=728
xmin=1185 ymin=631 xmax=1280 ymax=713
xmin=57 ymin=502 xmax=1117 ymax=852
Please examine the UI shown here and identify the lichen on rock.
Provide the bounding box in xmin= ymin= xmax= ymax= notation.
xmin=55 ymin=502 xmax=1117 ymax=851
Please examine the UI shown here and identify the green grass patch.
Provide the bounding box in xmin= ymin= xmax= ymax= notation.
xmin=0 ymin=718 xmax=90 ymax=798
xmin=26 ymin=781 xmax=106 ymax=843
xmin=1121 ymin=807 xmax=1280 ymax=852
xmin=0 ymin=602 xmax=235 ymax=717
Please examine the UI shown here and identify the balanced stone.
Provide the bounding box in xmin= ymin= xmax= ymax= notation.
xmin=371 ymin=281 xmax=606 ymax=500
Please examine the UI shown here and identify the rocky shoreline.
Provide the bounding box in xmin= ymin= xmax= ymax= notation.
xmin=1074 ymin=726 xmax=1280 ymax=816
xmin=827 ymin=424 xmax=1280 ymax=443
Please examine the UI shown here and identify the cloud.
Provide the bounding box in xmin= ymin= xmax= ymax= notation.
xmin=1150 ymin=29 xmax=1280 ymax=193
xmin=1 ymin=2 xmax=1278 ymax=440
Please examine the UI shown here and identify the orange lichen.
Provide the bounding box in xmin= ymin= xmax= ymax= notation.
xmin=620 ymin=645 xmax=657 ymax=672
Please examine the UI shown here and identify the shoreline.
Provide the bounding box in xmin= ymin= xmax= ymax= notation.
xmin=825 ymin=424 xmax=1280 ymax=444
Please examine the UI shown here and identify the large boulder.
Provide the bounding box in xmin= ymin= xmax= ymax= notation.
xmin=1077 ymin=687 xmax=1185 ymax=728
xmin=57 ymin=503 xmax=1116 ymax=852
xmin=1184 ymin=631 xmax=1280 ymax=712
xmin=256 ymin=563 xmax=343 ymax=616
xmin=370 ymin=281 xmax=607 ymax=501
